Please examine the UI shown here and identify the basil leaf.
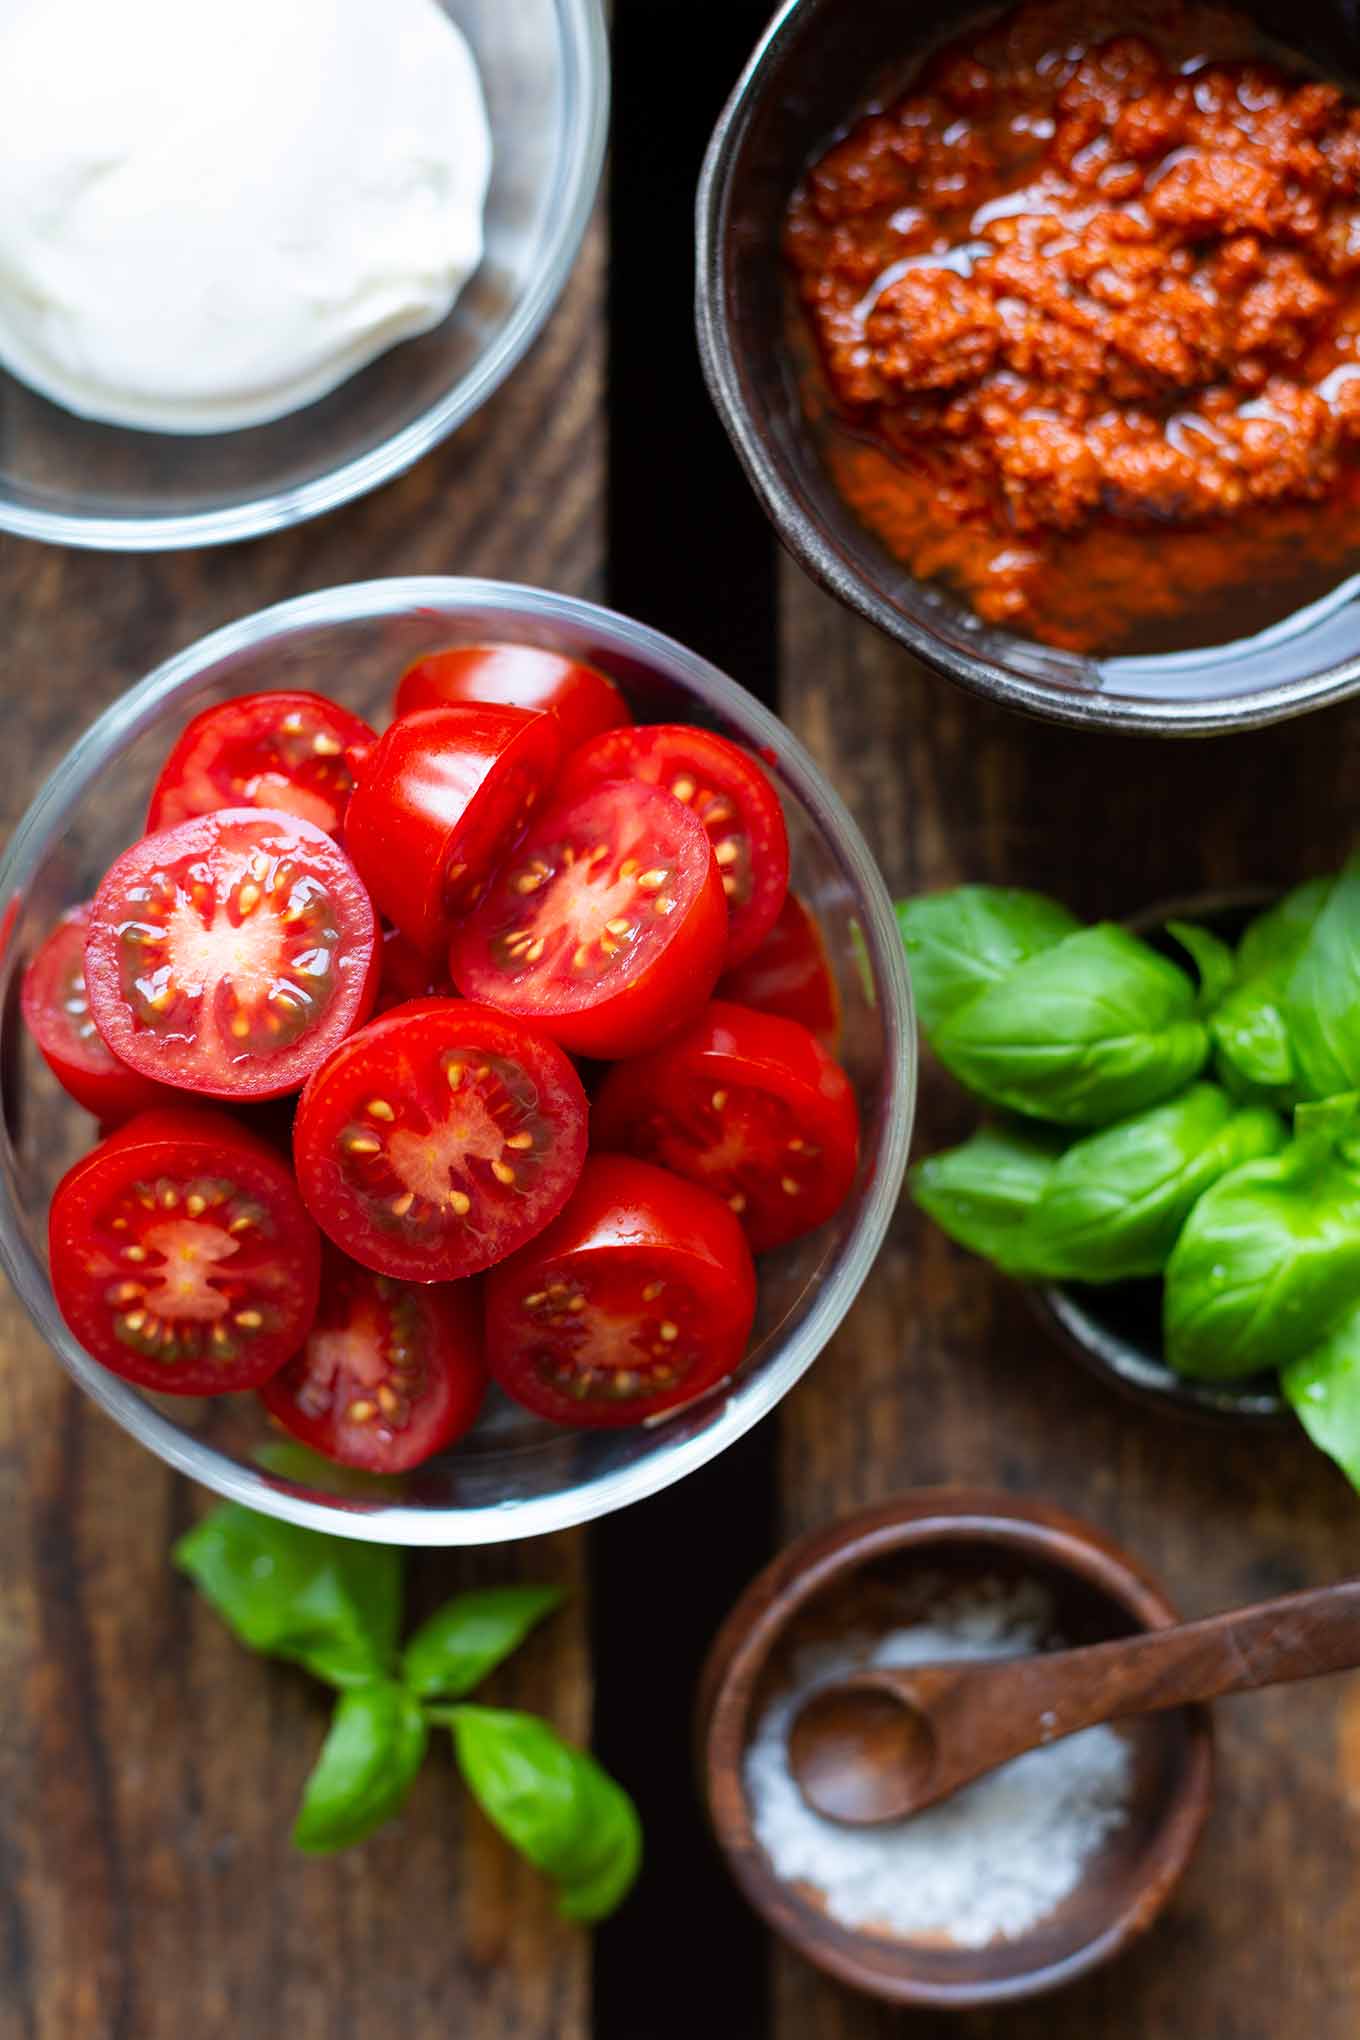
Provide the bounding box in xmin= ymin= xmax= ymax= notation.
xmin=1025 ymin=1084 xmax=1286 ymax=1283
xmin=449 ymin=1705 xmax=642 ymax=1922
xmin=895 ymin=888 xmax=1079 ymax=1036
xmin=1282 ymin=1300 xmax=1360 ymax=1493
xmin=1281 ymin=860 xmax=1360 ymax=1101
xmin=931 ymin=924 xmax=1208 ymax=1127
xmin=909 ymin=1122 xmax=1064 ymax=1276
xmin=292 ymin=1682 xmax=428 ymax=1854
xmin=402 ymin=1585 xmax=564 ymax=1701
xmin=174 ymin=1504 xmax=401 ymax=1690
xmin=1166 ymin=922 xmax=1234 ymax=1014
xmin=1209 ymin=881 xmax=1332 ymax=1099
xmin=1164 ymin=1132 xmax=1360 ymax=1380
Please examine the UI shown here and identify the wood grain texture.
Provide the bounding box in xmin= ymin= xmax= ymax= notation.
xmin=0 ymin=218 xmax=604 ymax=2040
xmin=774 ymin=561 xmax=1360 ymax=2039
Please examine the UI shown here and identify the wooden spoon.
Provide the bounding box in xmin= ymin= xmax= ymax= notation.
xmin=788 ymin=1578 xmax=1360 ymax=1825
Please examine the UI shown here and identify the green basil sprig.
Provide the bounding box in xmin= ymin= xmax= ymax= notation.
xmin=1281 ymin=859 xmax=1360 ymax=1101
xmin=1211 ymin=879 xmax=1333 ymax=1099
xmin=176 ymin=1506 xmax=638 ymax=1916
xmin=1164 ymin=1098 xmax=1360 ymax=1381
xmin=910 ymin=1122 xmax=1063 ymax=1276
xmin=895 ymin=887 xmax=1079 ymax=1036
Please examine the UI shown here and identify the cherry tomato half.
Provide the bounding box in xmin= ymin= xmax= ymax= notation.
xmin=448 ymin=782 xmax=727 ymax=1059
xmin=555 ymin=724 xmax=789 ymax=968
xmin=85 ymin=809 xmax=378 ymax=1103
xmin=717 ymin=890 xmax=841 ymax=1050
xmin=261 ymin=1251 xmax=485 ymax=1472
xmin=394 ymin=644 xmax=629 ymax=754
xmin=485 ymin=1154 xmax=756 ymax=1428
xmin=21 ymin=903 xmax=171 ymax=1121
xmin=591 ymin=1000 xmax=860 ymax=1253
xmin=292 ymin=998 xmax=588 ymax=1282
xmin=146 ymin=691 xmax=376 ymax=839
xmin=345 ymin=704 xmax=562 ymax=956
xmin=49 ymin=1106 xmax=321 ymax=1394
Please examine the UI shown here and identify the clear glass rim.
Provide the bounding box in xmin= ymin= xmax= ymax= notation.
xmin=0 ymin=0 xmax=610 ymax=554
xmin=0 ymin=577 xmax=916 ymax=1543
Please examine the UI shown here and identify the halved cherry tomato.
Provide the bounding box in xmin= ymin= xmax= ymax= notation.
xmin=394 ymin=644 xmax=629 ymax=754
xmin=21 ymin=903 xmax=171 ymax=1121
xmin=84 ymin=809 xmax=378 ymax=1102
xmin=555 ymin=724 xmax=789 ymax=968
xmin=717 ymin=890 xmax=841 ymax=1050
xmin=261 ymin=1251 xmax=485 ymax=1472
xmin=591 ymin=1001 xmax=859 ymax=1253
xmin=485 ymin=1154 xmax=756 ymax=1428
xmin=345 ymin=704 xmax=561 ymax=956
xmin=375 ymin=925 xmax=453 ymax=1015
xmin=48 ymin=1106 xmax=321 ymax=1394
xmin=448 ymin=783 xmax=727 ymax=1059
xmin=146 ymin=691 xmax=376 ymax=838
xmin=292 ymin=998 xmax=588 ymax=1282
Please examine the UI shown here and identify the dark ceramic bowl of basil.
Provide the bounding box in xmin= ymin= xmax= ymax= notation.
xmin=1028 ymin=891 xmax=1288 ymax=1428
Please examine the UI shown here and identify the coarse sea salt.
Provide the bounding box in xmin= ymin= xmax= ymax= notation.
xmin=744 ymin=1579 xmax=1134 ymax=1948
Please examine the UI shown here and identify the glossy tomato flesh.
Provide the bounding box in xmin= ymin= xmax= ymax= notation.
xmin=48 ymin=1106 xmax=321 ymax=1394
xmin=717 ymin=890 xmax=841 ymax=1050
xmin=555 ymin=723 xmax=789 ymax=968
xmin=394 ymin=644 xmax=629 ymax=754
xmin=21 ymin=903 xmax=171 ymax=1121
xmin=448 ymin=782 xmax=727 ymax=1058
xmin=292 ymin=998 xmax=588 ymax=1282
xmin=345 ymin=703 xmax=562 ymax=956
xmin=84 ymin=809 xmax=378 ymax=1102
xmin=485 ymin=1154 xmax=756 ymax=1427
xmin=591 ymin=1000 xmax=860 ymax=1253
xmin=146 ymin=691 xmax=376 ymax=838
xmin=261 ymin=1252 xmax=485 ymax=1471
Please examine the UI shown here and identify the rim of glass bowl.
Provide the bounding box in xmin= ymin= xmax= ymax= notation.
xmin=0 ymin=577 xmax=916 ymax=1544
xmin=0 ymin=0 xmax=609 ymax=554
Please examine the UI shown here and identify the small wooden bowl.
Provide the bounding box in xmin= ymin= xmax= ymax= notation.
xmin=1031 ymin=887 xmax=1289 ymax=1430
xmin=697 ymin=1489 xmax=1214 ymax=2009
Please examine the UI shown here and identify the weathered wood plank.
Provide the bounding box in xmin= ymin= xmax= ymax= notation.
xmin=774 ymin=561 xmax=1360 ymax=2038
xmin=0 ymin=219 xmax=604 ymax=2040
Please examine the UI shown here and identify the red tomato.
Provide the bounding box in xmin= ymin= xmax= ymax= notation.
xmin=591 ymin=1000 xmax=860 ymax=1253
xmin=717 ymin=889 xmax=841 ymax=1050
xmin=345 ymin=704 xmax=562 ymax=956
xmin=448 ymin=782 xmax=727 ymax=1059
xmin=21 ymin=903 xmax=171 ymax=1121
xmin=146 ymin=691 xmax=376 ymax=839
xmin=375 ymin=924 xmax=453 ymax=1015
xmin=260 ymin=1252 xmax=485 ymax=1472
xmin=292 ymin=998 xmax=588 ymax=1282
xmin=48 ymin=1106 xmax=321 ymax=1395
xmin=485 ymin=1154 xmax=756 ymax=1428
xmin=555 ymin=724 xmax=789 ymax=968
xmin=394 ymin=644 xmax=629 ymax=754
xmin=84 ymin=809 xmax=378 ymax=1103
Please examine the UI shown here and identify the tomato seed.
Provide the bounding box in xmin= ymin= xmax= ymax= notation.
xmin=492 ymin=1161 xmax=517 ymax=1186
xmin=391 ymin=1191 xmax=416 ymax=1217
xmin=642 ymin=1281 xmax=663 ymax=1301
xmin=637 ymin=868 xmax=666 ymax=891
xmin=671 ymin=776 xmax=696 ymax=803
xmin=348 ymin=1399 xmax=377 ymax=1423
xmin=124 ymin=1244 xmax=147 ymax=1262
xmin=235 ymin=1310 xmax=263 ymax=1329
xmin=781 ymin=1176 xmax=800 ymax=1195
xmin=366 ymin=1099 xmax=395 ymax=1121
xmin=449 ymin=1191 xmax=472 ymax=1216
xmin=313 ymin=733 xmax=342 ymax=757
xmin=506 ymin=1132 xmax=534 ymax=1151
xmin=659 ymin=1321 xmax=679 ymax=1342
xmin=730 ymin=1193 xmax=747 ymax=1213
xmin=712 ymin=1089 xmax=728 ymax=1111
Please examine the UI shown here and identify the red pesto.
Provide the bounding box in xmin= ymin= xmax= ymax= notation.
xmin=786 ymin=0 xmax=1360 ymax=652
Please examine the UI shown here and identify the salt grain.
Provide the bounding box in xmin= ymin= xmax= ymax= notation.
xmin=744 ymin=1579 xmax=1133 ymax=1948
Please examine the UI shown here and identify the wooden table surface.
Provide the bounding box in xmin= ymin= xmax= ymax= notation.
xmin=2 ymin=6 xmax=1359 ymax=2036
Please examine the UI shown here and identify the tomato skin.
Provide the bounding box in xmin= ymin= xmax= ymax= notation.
xmin=717 ymin=890 xmax=841 ymax=1050
xmin=260 ymin=1253 xmax=485 ymax=1472
xmin=21 ymin=904 xmax=173 ymax=1121
xmin=375 ymin=924 xmax=453 ymax=1015
xmin=292 ymin=997 xmax=589 ymax=1283
xmin=84 ymin=808 xmax=379 ymax=1103
xmin=394 ymin=645 xmax=629 ymax=755
xmin=591 ymin=1000 xmax=860 ymax=1253
xmin=147 ymin=691 xmax=376 ymax=839
xmin=448 ymin=782 xmax=728 ymax=1059
xmin=48 ymin=1106 xmax=321 ymax=1395
xmin=554 ymin=723 xmax=789 ymax=968
xmin=485 ymin=1153 xmax=757 ymax=1428
xmin=345 ymin=704 xmax=562 ymax=956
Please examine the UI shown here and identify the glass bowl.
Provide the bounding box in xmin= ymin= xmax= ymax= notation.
xmin=0 ymin=579 xmax=915 ymax=1543
xmin=0 ymin=1 xmax=608 ymax=552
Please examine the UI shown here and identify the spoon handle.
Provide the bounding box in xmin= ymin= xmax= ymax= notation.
xmin=889 ymin=1576 xmax=1360 ymax=1801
